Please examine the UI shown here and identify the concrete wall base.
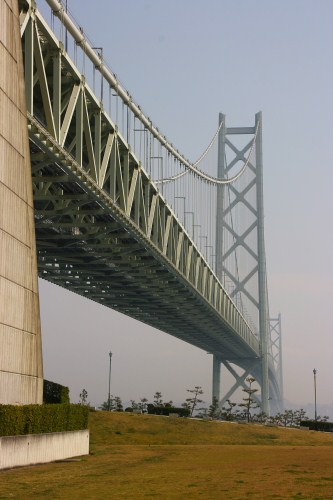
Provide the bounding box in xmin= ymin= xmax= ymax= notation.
xmin=0 ymin=430 xmax=89 ymax=470
xmin=0 ymin=0 xmax=44 ymax=405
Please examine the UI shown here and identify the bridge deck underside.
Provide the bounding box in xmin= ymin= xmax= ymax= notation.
xmin=31 ymin=138 xmax=259 ymax=364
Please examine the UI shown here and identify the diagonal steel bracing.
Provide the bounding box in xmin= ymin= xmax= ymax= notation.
xmin=214 ymin=113 xmax=283 ymax=414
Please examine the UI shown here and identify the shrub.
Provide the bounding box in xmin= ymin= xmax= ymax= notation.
xmin=0 ymin=404 xmax=89 ymax=436
xmin=147 ymin=404 xmax=190 ymax=417
xmin=300 ymin=420 xmax=333 ymax=432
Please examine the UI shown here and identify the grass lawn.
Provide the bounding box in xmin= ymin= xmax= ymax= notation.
xmin=1 ymin=412 xmax=333 ymax=499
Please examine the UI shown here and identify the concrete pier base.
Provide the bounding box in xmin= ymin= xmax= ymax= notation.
xmin=0 ymin=0 xmax=43 ymax=404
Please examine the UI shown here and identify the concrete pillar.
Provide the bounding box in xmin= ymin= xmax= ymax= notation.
xmin=0 ymin=0 xmax=43 ymax=403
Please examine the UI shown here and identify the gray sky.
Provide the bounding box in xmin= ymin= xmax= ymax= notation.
xmin=39 ymin=0 xmax=333 ymax=411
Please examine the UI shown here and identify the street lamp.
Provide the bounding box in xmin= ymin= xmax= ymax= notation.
xmin=313 ymin=368 xmax=317 ymax=422
xmin=108 ymin=351 xmax=112 ymax=411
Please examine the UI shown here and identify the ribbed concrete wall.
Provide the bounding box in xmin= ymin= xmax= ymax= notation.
xmin=0 ymin=0 xmax=43 ymax=403
xmin=0 ymin=430 xmax=90 ymax=470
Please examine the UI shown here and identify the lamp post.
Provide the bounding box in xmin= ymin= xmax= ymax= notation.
xmin=108 ymin=351 xmax=112 ymax=411
xmin=313 ymin=368 xmax=317 ymax=422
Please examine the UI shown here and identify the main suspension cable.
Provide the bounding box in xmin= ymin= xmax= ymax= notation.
xmin=44 ymin=0 xmax=258 ymax=188
xmin=154 ymin=121 xmax=259 ymax=186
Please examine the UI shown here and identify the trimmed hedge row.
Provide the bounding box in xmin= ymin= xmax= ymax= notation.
xmin=0 ymin=404 xmax=89 ymax=437
xmin=300 ymin=420 xmax=333 ymax=432
xmin=43 ymin=380 xmax=70 ymax=404
xmin=147 ymin=404 xmax=190 ymax=417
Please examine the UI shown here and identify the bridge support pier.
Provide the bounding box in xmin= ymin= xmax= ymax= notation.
xmin=0 ymin=0 xmax=43 ymax=404
xmin=212 ymin=355 xmax=221 ymax=403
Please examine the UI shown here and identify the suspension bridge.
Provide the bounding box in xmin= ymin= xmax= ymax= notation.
xmin=0 ymin=0 xmax=283 ymax=413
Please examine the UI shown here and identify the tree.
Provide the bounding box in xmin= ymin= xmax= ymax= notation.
xmin=185 ymin=386 xmax=204 ymax=417
xmin=100 ymin=395 xmax=123 ymax=411
xmin=130 ymin=399 xmax=139 ymax=410
xmin=272 ymin=412 xmax=283 ymax=426
xmin=114 ymin=396 xmax=123 ymax=412
xmin=208 ymin=396 xmax=221 ymax=419
xmin=153 ymin=391 xmax=163 ymax=406
xmin=252 ymin=411 xmax=268 ymax=424
xmin=268 ymin=409 xmax=310 ymax=427
xmin=294 ymin=408 xmax=308 ymax=426
xmin=277 ymin=409 xmax=295 ymax=427
xmin=138 ymin=398 xmax=148 ymax=413
xmin=99 ymin=395 xmax=116 ymax=411
xmin=99 ymin=401 xmax=109 ymax=411
xmin=221 ymin=399 xmax=238 ymax=421
xmin=238 ymin=377 xmax=259 ymax=422
xmin=181 ymin=401 xmax=191 ymax=411
xmin=79 ymin=388 xmax=89 ymax=406
xmin=317 ymin=415 xmax=329 ymax=422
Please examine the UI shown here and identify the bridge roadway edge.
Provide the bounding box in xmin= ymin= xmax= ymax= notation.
xmin=0 ymin=0 xmax=43 ymax=404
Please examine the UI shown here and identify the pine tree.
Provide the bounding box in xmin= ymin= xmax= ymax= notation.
xmin=153 ymin=391 xmax=163 ymax=406
xmin=138 ymin=398 xmax=148 ymax=412
xmin=99 ymin=395 xmax=116 ymax=411
xmin=114 ymin=396 xmax=123 ymax=411
xmin=208 ymin=396 xmax=221 ymax=419
xmin=79 ymin=388 xmax=89 ymax=406
xmin=238 ymin=377 xmax=259 ymax=422
xmin=185 ymin=386 xmax=204 ymax=417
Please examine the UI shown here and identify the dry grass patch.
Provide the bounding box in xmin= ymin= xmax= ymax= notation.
xmin=90 ymin=412 xmax=333 ymax=448
xmin=0 ymin=412 xmax=332 ymax=499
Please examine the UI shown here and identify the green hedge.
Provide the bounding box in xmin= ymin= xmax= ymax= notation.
xmin=0 ymin=404 xmax=89 ymax=437
xmin=300 ymin=420 xmax=333 ymax=432
xmin=147 ymin=404 xmax=190 ymax=417
xmin=43 ymin=380 xmax=70 ymax=404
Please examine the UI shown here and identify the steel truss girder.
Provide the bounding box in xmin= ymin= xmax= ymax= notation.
xmin=19 ymin=3 xmax=265 ymax=365
xmin=30 ymin=122 xmax=258 ymax=360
